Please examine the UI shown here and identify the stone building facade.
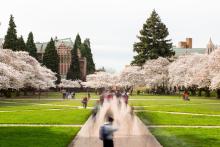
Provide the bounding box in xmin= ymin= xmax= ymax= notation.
xmin=178 ymin=38 xmax=192 ymax=48
xmin=36 ymin=38 xmax=87 ymax=80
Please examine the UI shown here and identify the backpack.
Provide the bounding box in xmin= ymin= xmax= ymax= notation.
xmin=99 ymin=125 xmax=108 ymax=140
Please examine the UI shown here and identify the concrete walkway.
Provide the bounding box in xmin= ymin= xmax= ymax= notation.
xmin=69 ymin=97 xmax=162 ymax=147
xmin=69 ymin=116 xmax=161 ymax=147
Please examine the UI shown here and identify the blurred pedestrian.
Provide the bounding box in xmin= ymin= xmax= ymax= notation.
xmin=72 ymin=91 xmax=75 ymax=99
xmin=99 ymin=116 xmax=118 ymax=147
xmin=183 ymin=90 xmax=190 ymax=101
xmin=82 ymin=97 xmax=88 ymax=108
xmin=123 ymin=92 xmax=129 ymax=105
xmin=88 ymin=92 xmax=91 ymax=99
xmin=92 ymin=100 xmax=100 ymax=120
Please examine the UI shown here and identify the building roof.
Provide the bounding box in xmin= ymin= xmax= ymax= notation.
xmin=36 ymin=38 xmax=74 ymax=53
xmin=0 ymin=38 xmax=3 ymax=48
xmin=206 ymin=38 xmax=216 ymax=54
xmin=173 ymin=48 xmax=206 ymax=56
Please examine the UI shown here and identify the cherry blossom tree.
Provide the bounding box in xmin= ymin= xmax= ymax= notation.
xmin=58 ymin=79 xmax=81 ymax=88
xmin=168 ymin=54 xmax=208 ymax=88
xmin=83 ymin=72 xmax=115 ymax=88
xmin=119 ymin=65 xmax=144 ymax=87
xmin=142 ymin=57 xmax=170 ymax=88
xmin=0 ymin=49 xmax=57 ymax=92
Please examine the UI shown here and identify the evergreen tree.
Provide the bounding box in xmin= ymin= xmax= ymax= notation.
xmin=66 ymin=34 xmax=81 ymax=80
xmin=81 ymin=39 xmax=95 ymax=74
xmin=43 ymin=38 xmax=60 ymax=84
xmin=17 ymin=36 xmax=26 ymax=51
xmin=74 ymin=33 xmax=82 ymax=49
xmin=26 ymin=32 xmax=38 ymax=59
xmin=131 ymin=10 xmax=175 ymax=66
xmin=3 ymin=15 xmax=18 ymax=51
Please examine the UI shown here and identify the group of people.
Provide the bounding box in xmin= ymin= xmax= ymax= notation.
xmin=61 ymin=89 xmax=75 ymax=99
xmin=61 ymin=89 xmax=127 ymax=147
xmin=98 ymin=90 xmax=130 ymax=147
xmin=99 ymin=90 xmax=129 ymax=105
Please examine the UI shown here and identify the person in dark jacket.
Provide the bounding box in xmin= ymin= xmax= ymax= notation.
xmin=99 ymin=116 xmax=118 ymax=147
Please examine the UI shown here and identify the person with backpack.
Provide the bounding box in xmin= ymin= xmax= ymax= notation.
xmin=99 ymin=116 xmax=118 ymax=147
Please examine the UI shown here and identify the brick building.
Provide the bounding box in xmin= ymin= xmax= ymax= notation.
xmin=178 ymin=38 xmax=192 ymax=48
xmin=36 ymin=38 xmax=87 ymax=80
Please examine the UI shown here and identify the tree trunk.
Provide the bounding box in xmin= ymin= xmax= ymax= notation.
xmin=217 ymin=89 xmax=220 ymax=99
xmin=23 ymin=88 xmax=28 ymax=96
xmin=16 ymin=90 xmax=20 ymax=97
xmin=204 ymin=88 xmax=210 ymax=97
xmin=190 ymin=89 xmax=196 ymax=96
xmin=3 ymin=89 xmax=12 ymax=98
xmin=198 ymin=89 xmax=202 ymax=96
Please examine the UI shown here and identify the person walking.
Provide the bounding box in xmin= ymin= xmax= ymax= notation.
xmin=92 ymin=100 xmax=100 ymax=120
xmin=99 ymin=116 xmax=118 ymax=147
xmin=81 ymin=97 xmax=88 ymax=109
xmin=71 ymin=91 xmax=75 ymax=99
xmin=88 ymin=92 xmax=91 ymax=99
xmin=123 ymin=92 xmax=129 ymax=105
xmin=183 ymin=90 xmax=190 ymax=101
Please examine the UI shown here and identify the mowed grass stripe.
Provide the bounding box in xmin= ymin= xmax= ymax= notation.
xmin=149 ymin=128 xmax=220 ymax=147
xmin=135 ymin=110 xmax=220 ymax=117
xmin=0 ymin=127 xmax=80 ymax=147
xmin=137 ymin=111 xmax=220 ymax=126
xmin=0 ymin=124 xmax=83 ymax=127
xmin=0 ymin=109 xmax=91 ymax=124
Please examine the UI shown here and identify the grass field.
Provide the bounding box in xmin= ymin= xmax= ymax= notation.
xmin=1 ymin=92 xmax=220 ymax=146
xmin=150 ymin=128 xmax=220 ymax=147
xmin=3 ymin=92 xmax=99 ymax=99
xmin=133 ymin=95 xmax=220 ymax=147
xmin=0 ymin=93 xmax=94 ymax=147
xmin=0 ymin=127 xmax=80 ymax=147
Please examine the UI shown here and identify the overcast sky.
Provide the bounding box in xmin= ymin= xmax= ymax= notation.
xmin=0 ymin=0 xmax=219 ymax=72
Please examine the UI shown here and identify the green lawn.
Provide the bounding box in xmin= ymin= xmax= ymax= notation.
xmin=1 ymin=92 xmax=220 ymax=147
xmin=137 ymin=111 xmax=220 ymax=126
xmin=0 ymin=127 xmax=80 ymax=147
xmin=130 ymin=94 xmax=180 ymax=99
xmin=0 ymin=99 xmax=93 ymax=124
xmin=0 ymin=109 xmax=91 ymax=124
xmin=150 ymin=128 xmax=220 ymax=147
xmin=0 ymin=99 xmax=96 ymax=111
xmin=133 ymin=95 xmax=220 ymax=147
xmin=0 ymin=97 xmax=91 ymax=146
xmin=136 ymin=103 xmax=220 ymax=115
xmin=130 ymin=98 xmax=220 ymax=115
xmin=5 ymin=92 xmax=100 ymax=99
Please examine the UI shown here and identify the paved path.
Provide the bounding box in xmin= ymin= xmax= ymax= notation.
xmin=69 ymin=116 xmax=161 ymax=147
xmin=69 ymin=97 xmax=162 ymax=147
